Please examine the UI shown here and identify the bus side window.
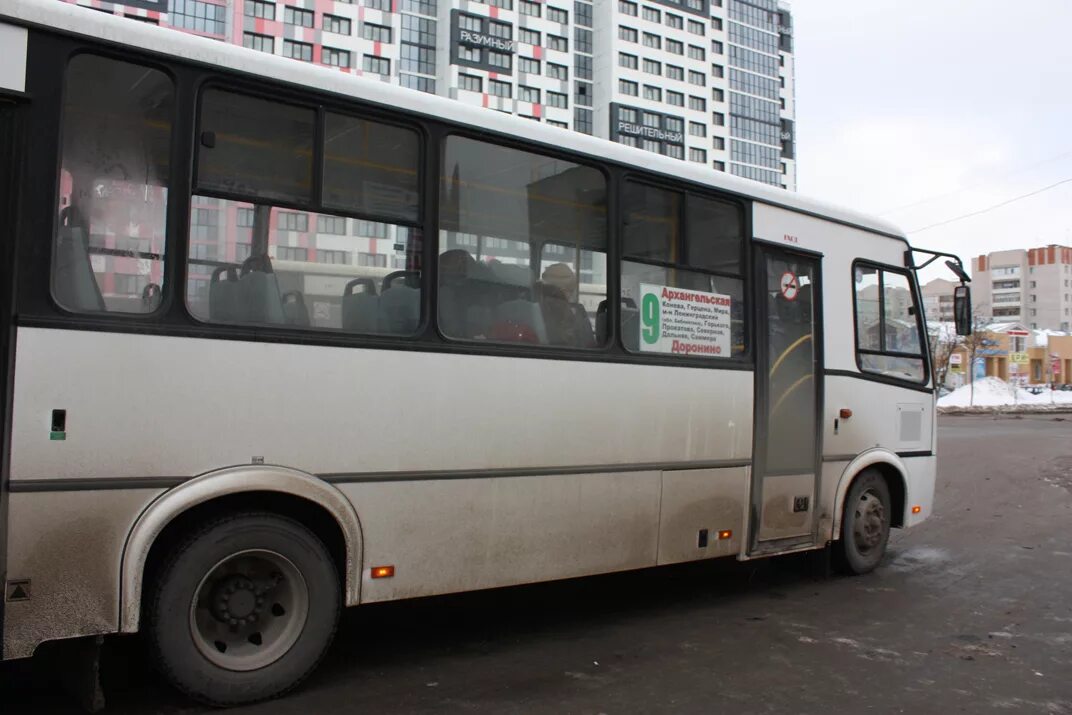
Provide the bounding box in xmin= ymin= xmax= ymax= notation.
xmin=437 ymin=136 xmax=608 ymax=348
xmin=52 ymin=55 xmax=174 ymax=314
xmin=187 ymin=96 xmax=423 ymax=336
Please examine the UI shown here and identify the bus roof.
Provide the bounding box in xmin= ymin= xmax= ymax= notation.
xmin=4 ymin=0 xmax=907 ymax=241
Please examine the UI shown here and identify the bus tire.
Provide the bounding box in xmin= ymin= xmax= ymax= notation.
xmin=836 ymin=470 xmax=892 ymax=575
xmin=146 ymin=511 xmax=340 ymax=706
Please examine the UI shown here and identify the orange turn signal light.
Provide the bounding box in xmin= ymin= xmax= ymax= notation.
xmin=911 ymin=505 xmax=922 ymax=514
xmin=718 ymin=530 xmax=732 ymax=540
xmin=371 ymin=565 xmax=395 ymax=579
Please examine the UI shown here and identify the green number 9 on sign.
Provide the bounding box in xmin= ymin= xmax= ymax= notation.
xmin=641 ymin=293 xmax=660 ymax=344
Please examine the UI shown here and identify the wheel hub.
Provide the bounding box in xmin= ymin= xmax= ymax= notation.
xmin=853 ymin=491 xmax=887 ymax=554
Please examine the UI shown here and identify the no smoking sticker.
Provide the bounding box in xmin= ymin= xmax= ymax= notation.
xmin=780 ymin=272 xmax=799 ymax=301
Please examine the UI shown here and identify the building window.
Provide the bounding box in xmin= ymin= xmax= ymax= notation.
xmin=575 ymin=107 xmax=593 ymax=134
xmin=666 ymin=90 xmax=684 ymax=107
xmin=713 ymin=160 xmax=725 ymax=171
xmin=712 ymin=87 xmax=725 ymax=102
xmin=666 ymin=13 xmax=682 ymax=29
xmin=666 ymin=65 xmax=684 ymax=81
xmin=688 ymin=44 xmax=705 ymax=61
xmin=520 ymin=28 xmax=541 ymax=45
xmin=317 ymin=215 xmax=347 ymax=235
xmin=575 ymin=1 xmax=592 ymax=27
xmin=488 ymin=51 xmax=512 ymax=70
xmin=547 ymin=119 xmax=568 ymax=128
xmin=317 ymin=249 xmax=351 ymax=265
xmin=548 ymin=6 xmax=569 ymax=23
xmin=401 ymin=0 xmax=437 ymax=14
xmin=688 ymin=70 xmax=706 ymax=86
xmin=712 ymin=136 xmax=725 ymax=150
xmin=244 ymin=0 xmax=275 ymax=20
xmin=688 ymin=19 xmax=704 ymax=35
xmin=712 ymin=111 xmax=725 ymax=125
xmin=170 ymin=0 xmax=228 ymax=33
xmin=519 ymin=57 xmax=541 ymax=74
xmin=619 ymin=79 xmax=638 ymax=96
xmin=642 ymin=32 xmax=661 ymax=49
xmin=620 ymin=26 xmax=638 ymax=42
xmin=667 ymin=39 xmax=683 ymax=55
xmin=323 ymin=13 xmax=352 ymax=35
xmin=243 ymin=32 xmax=274 ymax=53
xmin=575 ymin=54 xmax=593 ymax=80
xmin=574 ymin=80 xmax=592 ymax=106
xmin=548 ymin=62 xmax=569 ymax=80
xmin=362 ymin=23 xmax=392 ymax=43
xmin=520 ymin=0 xmax=541 ymax=16
xmin=549 ymin=35 xmax=569 ymax=52
xmin=282 ymin=40 xmax=313 ymax=61
xmin=487 ymin=0 xmax=512 ymax=8
xmin=401 ymin=15 xmax=437 ymax=46
xmin=365 ymin=0 xmax=390 ymax=9
xmin=518 ymin=85 xmax=541 ymax=103
xmin=284 ymin=6 xmax=313 ymax=27
xmin=643 ymin=85 xmax=662 ymax=102
xmin=488 ymin=20 xmax=512 ymax=39
xmin=712 ymin=40 xmax=724 ymax=54
xmin=322 ymin=47 xmax=351 ymax=68
xmin=400 ymin=74 xmax=436 ymax=93
xmin=363 ymin=55 xmax=391 ymax=75
xmin=547 ymin=91 xmax=568 ymax=109
xmin=688 ymin=95 xmax=706 ymax=111
xmin=489 ymin=79 xmax=512 ymax=98
xmin=642 ymin=6 xmax=660 ymax=22
xmin=689 ymin=121 xmax=706 ymax=137
xmin=643 ymin=58 xmax=661 ymax=75
xmin=711 ymin=17 xmax=723 ymax=31
xmin=620 ymin=0 xmax=638 ymax=15
xmin=689 ymin=148 xmax=706 ymax=163
xmin=459 ymin=73 xmax=482 ymax=92
xmin=575 ymin=28 xmax=592 ymax=53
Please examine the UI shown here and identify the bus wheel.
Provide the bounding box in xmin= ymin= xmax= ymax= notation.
xmin=837 ymin=470 xmax=892 ymax=575
xmin=146 ymin=512 xmax=340 ymax=706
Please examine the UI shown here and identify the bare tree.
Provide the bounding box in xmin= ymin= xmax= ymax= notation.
xmin=959 ymin=308 xmax=992 ymax=407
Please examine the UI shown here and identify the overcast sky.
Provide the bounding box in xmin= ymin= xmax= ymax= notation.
xmin=791 ymin=0 xmax=1072 ymax=282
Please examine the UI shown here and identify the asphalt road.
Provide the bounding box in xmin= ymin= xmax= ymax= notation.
xmin=3 ymin=414 xmax=1071 ymax=714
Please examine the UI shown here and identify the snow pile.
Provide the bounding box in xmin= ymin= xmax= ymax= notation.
xmin=938 ymin=377 xmax=1072 ymax=408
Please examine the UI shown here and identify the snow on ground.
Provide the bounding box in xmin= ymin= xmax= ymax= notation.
xmin=938 ymin=377 xmax=1072 ymax=408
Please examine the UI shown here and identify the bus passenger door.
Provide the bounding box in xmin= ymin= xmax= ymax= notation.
xmin=750 ymin=246 xmax=823 ymax=554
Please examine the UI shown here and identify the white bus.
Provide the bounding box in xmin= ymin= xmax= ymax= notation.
xmin=0 ymin=1 xmax=972 ymax=706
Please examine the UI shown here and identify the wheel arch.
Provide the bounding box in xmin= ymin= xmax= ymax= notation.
xmin=831 ymin=450 xmax=908 ymax=539
xmin=119 ymin=466 xmax=363 ymax=634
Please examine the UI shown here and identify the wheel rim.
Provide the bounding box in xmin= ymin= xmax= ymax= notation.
xmin=189 ymin=549 xmax=309 ymax=672
xmin=852 ymin=490 xmax=888 ymax=556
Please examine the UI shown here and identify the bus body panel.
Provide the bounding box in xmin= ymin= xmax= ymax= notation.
xmin=9 ymin=329 xmax=755 ymax=482
xmin=2 ymin=488 xmax=162 ymax=659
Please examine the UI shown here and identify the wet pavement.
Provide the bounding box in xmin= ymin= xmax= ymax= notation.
xmin=2 ymin=414 xmax=1071 ymax=714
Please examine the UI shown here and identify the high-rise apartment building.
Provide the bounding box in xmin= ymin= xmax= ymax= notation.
xmin=972 ymin=245 xmax=1072 ymax=331
xmin=62 ymin=0 xmax=796 ymax=190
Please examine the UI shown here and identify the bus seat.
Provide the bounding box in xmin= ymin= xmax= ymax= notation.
xmin=491 ymin=299 xmax=547 ymax=344
xmin=210 ymin=266 xmax=241 ymax=322
xmin=53 ymin=226 xmax=106 ymax=312
xmin=238 ymin=255 xmax=285 ymax=325
xmin=281 ymin=290 xmax=310 ymax=327
xmin=342 ymin=277 xmax=379 ymax=333
xmin=382 ymin=270 xmax=420 ymax=292
xmin=598 ymin=298 xmax=639 ymax=351
xmin=378 ymin=283 xmax=420 ymax=335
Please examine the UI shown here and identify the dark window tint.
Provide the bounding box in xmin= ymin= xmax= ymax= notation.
xmin=53 ymin=54 xmax=174 ymax=314
xmin=438 ymin=136 xmax=608 ymax=348
xmin=623 ymin=182 xmax=680 ymax=263
xmin=687 ymin=196 xmax=743 ymax=274
xmin=197 ymin=89 xmax=315 ymax=203
xmin=322 ymin=113 xmax=420 ymax=223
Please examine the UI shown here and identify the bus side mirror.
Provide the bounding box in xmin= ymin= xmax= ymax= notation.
xmin=954 ymin=284 xmax=972 ymax=336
